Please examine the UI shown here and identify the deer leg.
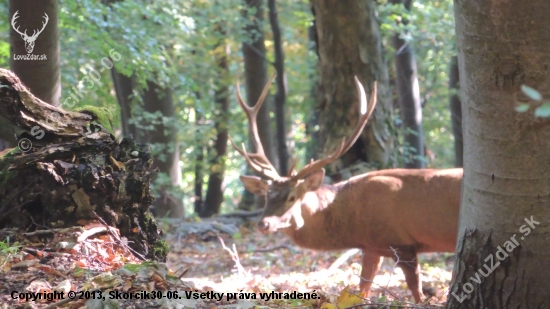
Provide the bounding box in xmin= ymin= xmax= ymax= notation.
xmin=394 ymin=251 xmax=423 ymax=303
xmin=359 ymin=251 xmax=383 ymax=298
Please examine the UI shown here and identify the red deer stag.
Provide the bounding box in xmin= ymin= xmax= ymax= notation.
xmin=230 ymin=76 xmax=462 ymax=303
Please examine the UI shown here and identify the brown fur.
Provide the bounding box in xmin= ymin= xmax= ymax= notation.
xmin=247 ymin=168 xmax=462 ymax=303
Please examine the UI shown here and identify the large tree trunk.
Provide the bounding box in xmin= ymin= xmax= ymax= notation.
xmin=267 ymin=0 xmax=289 ymax=175
xmin=0 ymin=69 xmax=165 ymax=260
xmin=9 ymin=0 xmax=60 ymax=107
xmin=391 ymin=0 xmax=424 ymax=169
xmin=240 ymin=0 xmax=276 ymax=210
xmin=448 ymin=55 xmax=462 ymax=168
xmin=312 ymin=0 xmax=395 ymax=175
xmin=448 ymin=0 xmax=550 ymax=307
xmin=4 ymin=0 xmax=61 ymax=148
xmin=138 ymin=82 xmax=183 ymax=218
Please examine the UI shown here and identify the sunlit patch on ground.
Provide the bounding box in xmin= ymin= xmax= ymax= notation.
xmin=163 ymin=218 xmax=454 ymax=305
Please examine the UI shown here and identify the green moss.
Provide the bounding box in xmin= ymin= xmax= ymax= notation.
xmin=143 ymin=212 xmax=154 ymax=226
xmin=0 ymin=148 xmax=18 ymax=188
xmin=75 ymin=106 xmax=114 ymax=134
xmin=0 ymin=148 xmax=18 ymax=159
xmin=153 ymin=240 xmax=169 ymax=258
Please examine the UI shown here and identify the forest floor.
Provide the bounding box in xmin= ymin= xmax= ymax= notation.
xmin=0 ymin=216 xmax=454 ymax=309
xmin=163 ymin=216 xmax=455 ymax=308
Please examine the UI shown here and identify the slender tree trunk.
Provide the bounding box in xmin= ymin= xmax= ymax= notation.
xmin=139 ymin=82 xmax=184 ymax=218
xmin=201 ymin=39 xmax=229 ymax=218
xmin=391 ymin=0 xmax=424 ymax=168
xmin=193 ymin=145 xmax=204 ymax=214
xmin=448 ymin=55 xmax=462 ymax=168
xmin=193 ymin=110 xmax=205 ymax=214
xmin=240 ymin=0 xmax=276 ymax=210
xmin=110 ymin=67 xmax=137 ymax=137
xmin=267 ymin=0 xmax=289 ymax=175
xmin=312 ymin=0 xmax=395 ymax=173
xmin=305 ymin=20 xmax=320 ymax=162
xmin=448 ymin=0 xmax=550 ymax=307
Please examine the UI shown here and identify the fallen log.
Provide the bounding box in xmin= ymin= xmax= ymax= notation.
xmin=0 ymin=68 xmax=166 ymax=261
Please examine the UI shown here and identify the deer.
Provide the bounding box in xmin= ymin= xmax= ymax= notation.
xmin=229 ymin=75 xmax=462 ymax=303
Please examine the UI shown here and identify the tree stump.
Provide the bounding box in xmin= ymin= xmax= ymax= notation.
xmin=0 ymin=68 xmax=166 ymax=261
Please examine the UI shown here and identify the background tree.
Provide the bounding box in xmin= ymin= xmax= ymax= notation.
xmin=239 ymin=0 xmax=277 ymax=210
xmin=198 ymin=24 xmax=230 ymax=218
xmin=448 ymin=0 xmax=550 ymax=306
xmin=448 ymin=55 xmax=462 ymax=167
xmin=312 ymin=0 xmax=395 ymax=175
xmin=268 ymin=0 xmax=289 ymax=174
xmin=0 ymin=0 xmax=461 ymax=216
xmin=390 ymin=0 xmax=424 ymax=168
xmin=98 ymin=1 xmax=183 ymax=218
xmin=9 ymin=0 xmax=60 ymax=106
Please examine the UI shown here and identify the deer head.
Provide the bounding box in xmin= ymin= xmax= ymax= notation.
xmin=11 ymin=11 xmax=49 ymax=54
xmin=230 ymin=76 xmax=377 ymax=233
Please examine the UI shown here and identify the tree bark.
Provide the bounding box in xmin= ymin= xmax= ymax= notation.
xmin=240 ymin=0 xmax=276 ymax=210
xmin=138 ymin=82 xmax=184 ymax=218
xmin=267 ymin=0 xmax=289 ymax=175
xmin=110 ymin=67 xmax=137 ymax=137
xmin=4 ymin=0 xmax=61 ymax=148
xmin=0 ymin=69 xmax=165 ymax=261
xmin=391 ymin=0 xmax=424 ymax=168
xmin=448 ymin=0 xmax=550 ymax=307
xmin=312 ymin=0 xmax=395 ymax=175
xmin=193 ymin=145 xmax=204 ymax=214
xmin=448 ymin=55 xmax=462 ymax=168
xmin=9 ymin=0 xmax=60 ymax=107
xmin=305 ymin=15 xmax=320 ymax=162
xmin=201 ymin=38 xmax=229 ymax=218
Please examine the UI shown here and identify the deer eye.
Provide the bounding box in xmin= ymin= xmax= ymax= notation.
xmin=288 ymin=196 xmax=295 ymax=203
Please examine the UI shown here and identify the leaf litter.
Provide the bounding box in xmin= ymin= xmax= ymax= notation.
xmin=0 ymin=216 xmax=454 ymax=308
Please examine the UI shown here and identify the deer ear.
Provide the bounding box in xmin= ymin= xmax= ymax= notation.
xmin=302 ymin=169 xmax=325 ymax=191
xmin=240 ymin=175 xmax=269 ymax=195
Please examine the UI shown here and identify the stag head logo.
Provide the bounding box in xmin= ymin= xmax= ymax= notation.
xmin=11 ymin=11 xmax=49 ymax=54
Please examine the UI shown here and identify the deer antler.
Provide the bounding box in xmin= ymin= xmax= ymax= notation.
xmin=229 ymin=74 xmax=282 ymax=180
xmin=291 ymin=77 xmax=377 ymax=181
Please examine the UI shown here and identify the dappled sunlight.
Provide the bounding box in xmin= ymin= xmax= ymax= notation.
xmin=164 ymin=219 xmax=453 ymax=305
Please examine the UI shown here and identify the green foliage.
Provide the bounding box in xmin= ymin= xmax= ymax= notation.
xmin=379 ymin=0 xmax=456 ymax=167
xmin=0 ymin=238 xmax=20 ymax=266
xmin=519 ymin=85 xmax=550 ymax=118
xmin=535 ymin=103 xmax=550 ymax=118
xmin=0 ymin=0 xmax=460 ymax=214
xmin=521 ymin=85 xmax=542 ymax=101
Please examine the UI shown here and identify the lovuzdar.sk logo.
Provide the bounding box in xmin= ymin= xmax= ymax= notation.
xmin=11 ymin=10 xmax=49 ymax=60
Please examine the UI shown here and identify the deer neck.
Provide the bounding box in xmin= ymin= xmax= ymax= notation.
xmin=281 ymin=183 xmax=348 ymax=250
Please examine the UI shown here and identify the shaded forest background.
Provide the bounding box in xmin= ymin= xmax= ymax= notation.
xmin=0 ymin=0 xmax=457 ymax=217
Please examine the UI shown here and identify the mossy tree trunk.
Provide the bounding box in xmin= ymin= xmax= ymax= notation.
xmin=0 ymin=69 xmax=166 ymax=261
